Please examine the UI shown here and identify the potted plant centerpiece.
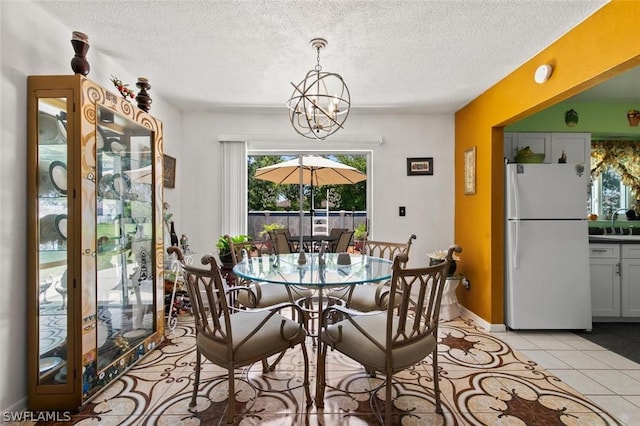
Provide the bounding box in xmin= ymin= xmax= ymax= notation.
xmin=216 ymin=234 xmax=249 ymax=265
xmin=427 ymin=249 xmax=461 ymax=276
xmin=353 ymin=222 xmax=367 ymax=253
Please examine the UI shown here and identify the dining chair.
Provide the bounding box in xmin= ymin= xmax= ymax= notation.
xmin=332 ymin=230 xmax=353 ymax=253
xmin=328 ymin=227 xmax=348 ymax=252
xmin=330 ymin=234 xmax=416 ymax=312
xmin=167 ymin=247 xmax=312 ymax=425
xmin=227 ymin=235 xmax=312 ymax=310
xmin=316 ymin=245 xmax=461 ymax=425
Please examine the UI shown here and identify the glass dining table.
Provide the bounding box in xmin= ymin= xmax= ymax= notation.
xmin=232 ymin=252 xmax=393 ymax=339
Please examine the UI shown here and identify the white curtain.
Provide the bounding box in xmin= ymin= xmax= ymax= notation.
xmin=221 ymin=140 xmax=247 ymax=236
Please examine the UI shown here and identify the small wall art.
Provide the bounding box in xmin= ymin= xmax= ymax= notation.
xmin=464 ymin=147 xmax=476 ymax=195
xmin=406 ymin=157 xmax=434 ymax=176
xmin=163 ymin=154 xmax=176 ymax=189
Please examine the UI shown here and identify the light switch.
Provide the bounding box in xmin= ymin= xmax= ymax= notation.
xmin=399 ymin=206 xmax=406 ymax=217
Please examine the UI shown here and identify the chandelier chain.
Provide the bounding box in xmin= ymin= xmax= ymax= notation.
xmin=315 ymin=46 xmax=322 ymax=72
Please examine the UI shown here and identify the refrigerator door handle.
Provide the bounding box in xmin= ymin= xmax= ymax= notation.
xmin=510 ymin=168 xmax=519 ymax=220
xmin=509 ymin=169 xmax=520 ymax=268
xmin=512 ymin=220 xmax=520 ymax=269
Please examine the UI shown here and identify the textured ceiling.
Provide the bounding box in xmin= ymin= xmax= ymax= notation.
xmin=32 ymin=0 xmax=611 ymax=114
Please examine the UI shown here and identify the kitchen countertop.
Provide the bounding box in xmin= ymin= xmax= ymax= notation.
xmin=589 ymin=235 xmax=640 ymax=244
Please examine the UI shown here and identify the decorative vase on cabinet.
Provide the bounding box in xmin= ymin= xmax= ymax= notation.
xmin=27 ymin=74 xmax=165 ymax=410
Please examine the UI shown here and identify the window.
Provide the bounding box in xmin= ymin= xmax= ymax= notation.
xmin=590 ymin=140 xmax=640 ymax=218
xmin=590 ymin=166 xmax=633 ymax=217
xmin=220 ymin=134 xmax=381 ymax=236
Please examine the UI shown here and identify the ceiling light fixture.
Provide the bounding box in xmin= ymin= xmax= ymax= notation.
xmin=287 ymin=38 xmax=350 ymax=140
xmin=534 ymin=64 xmax=553 ymax=84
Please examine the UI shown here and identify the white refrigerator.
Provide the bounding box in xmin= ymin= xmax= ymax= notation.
xmin=505 ymin=163 xmax=592 ymax=330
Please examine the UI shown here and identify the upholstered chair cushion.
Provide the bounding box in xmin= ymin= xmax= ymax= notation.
xmin=197 ymin=310 xmax=305 ymax=365
xmin=321 ymin=313 xmax=436 ymax=372
xmin=237 ymin=284 xmax=310 ymax=308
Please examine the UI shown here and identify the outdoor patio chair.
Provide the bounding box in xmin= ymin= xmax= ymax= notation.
xmin=328 ymin=227 xmax=348 ymax=252
xmin=332 ymin=230 xmax=353 ymax=253
xmin=269 ymin=229 xmax=295 ymax=253
xmin=169 ymin=248 xmax=312 ymax=425
xmin=316 ymin=245 xmax=461 ymax=425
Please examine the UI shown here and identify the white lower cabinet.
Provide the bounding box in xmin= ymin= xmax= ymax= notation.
xmin=589 ymin=244 xmax=621 ymax=317
xmin=590 ymin=243 xmax=640 ymax=318
xmin=621 ymin=244 xmax=640 ymax=317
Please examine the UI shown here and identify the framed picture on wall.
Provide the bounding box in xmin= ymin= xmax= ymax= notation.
xmin=464 ymin=147 xmax=476 ymax=195
xmin=406 ymin=157 xmax=434 ymax=176
xmin=163 ymin=154 xmax=176 ymax=189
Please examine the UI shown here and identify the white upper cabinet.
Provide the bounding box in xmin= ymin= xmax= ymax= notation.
xmin=504 ymin=132 xmax=590 ymax=165
xmin=504 ymin=132 xmax=551 ymax=163
xmin=550 ymin=132 xmax=591 ymax=165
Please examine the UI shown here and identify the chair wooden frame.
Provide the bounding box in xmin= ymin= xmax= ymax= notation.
xmin=316 ymin=245 xmax=461 ymax=425
xmin=167 ymin=247 xmax=312 ymax=424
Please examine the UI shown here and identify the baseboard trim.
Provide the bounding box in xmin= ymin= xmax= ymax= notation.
xmin=459 ymin=305 xmax=506 ymax=333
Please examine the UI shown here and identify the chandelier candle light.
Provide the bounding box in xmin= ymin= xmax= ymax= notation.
xmin=287 ymin=38 xmax=350 ymax=140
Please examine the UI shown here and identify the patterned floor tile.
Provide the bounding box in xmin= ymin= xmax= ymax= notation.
xmin=33 ymin=316 xmax=620 ymax=425
xmin=453 ymin=371 xmax=620 ymax=425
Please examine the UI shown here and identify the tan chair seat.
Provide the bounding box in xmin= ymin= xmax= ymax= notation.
xmin=322 ymin=313 xmax=437 ymax=372
xmin=198 ymin=310 xmax=306 ymax=365
xmin=237 ymin=283 xmax=312 ymax=308
xmin=337 ymin=282 xmax=398 ymax=312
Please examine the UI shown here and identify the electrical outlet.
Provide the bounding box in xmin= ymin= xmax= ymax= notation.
xmin=399 ymin=206 xmax=406 ymax=216
xmin=462 ymin=278 xmax=470 ymax=290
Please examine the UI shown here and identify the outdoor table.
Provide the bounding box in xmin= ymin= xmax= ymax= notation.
xmin=288 ymin=235 xmax=339 ymax=252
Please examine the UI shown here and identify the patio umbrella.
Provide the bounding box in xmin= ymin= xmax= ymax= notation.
xmin=254 ymin=155 xmax=366 ymax=243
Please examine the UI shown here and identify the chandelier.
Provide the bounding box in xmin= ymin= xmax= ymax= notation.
xmin=287 ymin=38 xmax=351 ymax=140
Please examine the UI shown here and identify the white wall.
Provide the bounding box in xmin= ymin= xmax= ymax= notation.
xmin=0 ymin=1 xmax=182 ymax=414
xmin=179 ymin=111 xmax=455 ymax=267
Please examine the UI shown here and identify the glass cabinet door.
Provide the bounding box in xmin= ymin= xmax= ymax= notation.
xmin=95 ymin=106 xmax=155 ymax=369
xmin=36 ymin=97 xmax=70 ymax=385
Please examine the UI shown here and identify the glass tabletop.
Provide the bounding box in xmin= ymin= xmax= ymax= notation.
xmin=232 ymin=253 xmax=392 ymax=287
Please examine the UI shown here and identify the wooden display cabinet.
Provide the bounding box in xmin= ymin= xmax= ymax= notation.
xmin=27 ymin=74 xmax=165 ymax=410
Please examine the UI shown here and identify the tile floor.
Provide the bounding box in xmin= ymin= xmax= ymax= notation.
xmin=496 ymin=327 xmax=640 ymax=426
xmin=29 ymin=315 xmax=640 ymax=425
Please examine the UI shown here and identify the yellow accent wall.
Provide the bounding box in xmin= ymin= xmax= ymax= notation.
xmin=455 ymin=0 xmax=640 ymax=326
